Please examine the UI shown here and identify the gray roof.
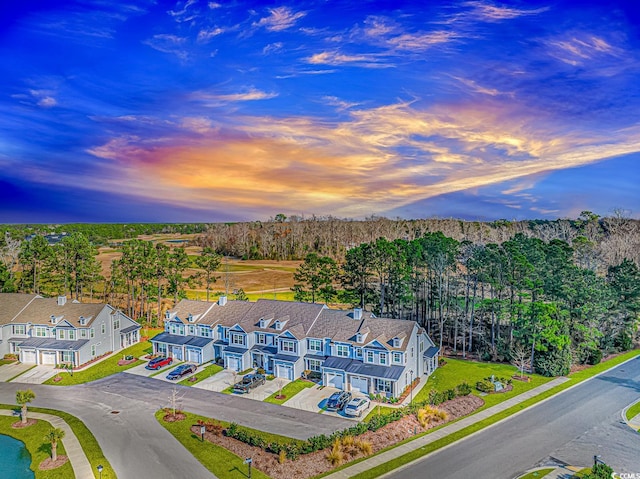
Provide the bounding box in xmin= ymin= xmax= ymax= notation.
xmin=322 ymin=357 xmax=405 ymax=381
xmin=251 ymin=345 xmax=277 ymax=355
xmin=424 ymin=346 xmax=440 ymax=358
xmin=18 ymin=338 xmax=89 ymax=351
xmin=150 ymin=332 xmax=213 ymax=348
xmin=304 ymin=353 xmax=327 ymax=361
xmin=273 ymin=353 xmax=299 ymax=362
xmin=120 ymin=325 xmax=141 ymax=334
xmin=225 ymin=346 xmax=248 ymax=354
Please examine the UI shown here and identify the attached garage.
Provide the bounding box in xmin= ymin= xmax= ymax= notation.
xmin=325 ymin=372 xmax=344 ymax=389
xmin=276 ymin=364 xmax=293 ymax=380
xmin=227 ymin=356 xmax=241 ymax=371
xmin=21 ymin=350 xmax=36 ymax=364
xmin=187 ymin=349 xmax=202 ymax=364
xmin=41 ymin=351 xmax=57 ymax=365
xmin=350 ymin=376 xmax=369 ymax=394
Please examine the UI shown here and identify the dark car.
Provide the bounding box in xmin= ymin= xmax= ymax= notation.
xmin=233 ymin=373 xmax=266 ymax=393
xmin=325 ymin=391 xmax=352 ymax=411
xmin=166 ymin=363 xmax=197 ymax=380
xmin=145 ymin=356 xmax=173 ymax=370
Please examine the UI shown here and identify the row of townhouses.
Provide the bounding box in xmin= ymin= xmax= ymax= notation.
xmin=0 ymin=293 xmax=140 ymax=367
xmin=151 ymin=297 xmax=440 ymax=398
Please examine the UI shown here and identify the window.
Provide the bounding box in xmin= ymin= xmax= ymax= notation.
xmin=113 ymin=317 xmax=120 ymax=329
xmin=68 ymin=330 xmax=75 ymax=340
xmin=91 ymin=345 xmax=96 ymax=357
xmin=12 ymin=325 xmax=26 ymax=335
xmin=355 ymin=348 xmax=363 ymax=358
xmin=256 ymin=333 xmax=266 ymax=345
xmin=376 ymin=379 xmax=392 ymax=393
xmin=420 ymin=341 xmax=424 ymax=352
xmin=189 ymin=326 xmax=195 ymax=335
xmin=62 ymin=351 xmax=73 ymax=363
xmin=379 ymin=352 xmax=387 ymax=365
xmin=366 ymin=350 xmax=374 ymax=363
xmin=393 ymin=352 xmax=403 ymax=363
xmin=199 ymin=327 xmax=212 ymax=338
xmin=157 ymin=343 xmax=167 ymax=355
xmin=307 ymin=358 xmax=322 ymax=372
xmin=59 ymin=330 xmax=66 ymax=339
xmin=221 ymin=328 xmax=229 ymax=340
xmin=101 ymin=323 xmax=106 ymax=334
xmin=231 ymin=334 xmax=245 ymax=346
xmin=80 ymin=329 xmax=87 ymax=339
xmin=34 ymin=327 xmax=47 ymax=337
xmin=281 ymin=340 xmax=296 ymax=353
xmin=90 ymin=328 xmax=95 ymax=338
xmin=411 ymin=347 xmax=414 ymax=357
xmin=308 ymin=339 xmax=323 ymax=352
xmin=336 ymin=344 xmax=349 ymax=357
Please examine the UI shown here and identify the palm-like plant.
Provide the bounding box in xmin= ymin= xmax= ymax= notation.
xmin=16 ymin=389 xmax=36 ymax=424
xmin=44 ymin=428 xmax=66 ymax=461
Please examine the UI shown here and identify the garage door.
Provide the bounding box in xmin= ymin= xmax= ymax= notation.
xmin=21 ymin=350 xmax=36 ymax=364
xmin=350 ymin=376 xmax=368 ymax=394
xmin=227 ymin=357 xmax=241 ymax=371
xmin=41 ymin=352 xmax=57 ymax=365
xmin=276 ymin=364 xmax=293 ymax=380
xmin=325 ymin=372 xmax=343 ymax=389
xmin=187 ymin=349 xmax=201 ymax=364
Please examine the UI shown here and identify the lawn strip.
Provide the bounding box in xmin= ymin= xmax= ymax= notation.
xmin=178 ymin=362 xmax=223 ymax=386
xmin=624 ymin=400 xmax=640 ymax=422
xmin=265 ymin=380 xmax=314 ymax=405
xmin=518 ymin=468 xmax=554 ymax=478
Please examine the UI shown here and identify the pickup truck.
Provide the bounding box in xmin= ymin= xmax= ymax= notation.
xmin=233 ymin=373 xmax=266 ymax=393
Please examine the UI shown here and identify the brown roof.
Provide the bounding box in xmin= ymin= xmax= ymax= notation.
xmin=0 ymin=293 xmax=40 ymax=324
xmin=0 ymin=294 xmax=108 ymax=327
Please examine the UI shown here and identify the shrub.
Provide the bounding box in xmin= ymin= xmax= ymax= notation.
xmin=534 ymin=347 xmax=572 ymax=376
xmin=257 ymin=367 xmax=266 ymax=375
xmin=587 ymin=348 xmax=603 ymax=365
xmin=416 ymin=406 xmax=448 ymax=428
xmin=341 ymin=435 xmax=355 ymax=448
xmin=614 ymin=332 xmax=633 ymax=351
xmin=325 ymin=439 xmax=344 ymax=467
xmin=278 ymin=450 xmax=287 ymax=464
xmin=3 ymin=353 xmax=18 ymax=361
xmin=445 ymin=388 xmax=456 ymax=400
xmin=476 ymin=380 xmax=493 ymax=393
xmin=456 ymin=382 xmax=472 ymax=396
xmin=354 ymin=439 xmax=373 ymax=456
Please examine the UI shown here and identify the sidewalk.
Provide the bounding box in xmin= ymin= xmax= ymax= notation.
xmin=0 ymin=409 xmax=94 ymax=479
xmin=324 ymin=376 xmax=570 ymax=479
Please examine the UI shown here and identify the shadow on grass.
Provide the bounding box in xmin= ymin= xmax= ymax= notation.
xmin=38 ymin=442 xmax=52 ymax=457
xmin=228 ymin=465 xmax=250 ymax=478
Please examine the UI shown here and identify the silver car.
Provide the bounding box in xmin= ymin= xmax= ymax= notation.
xmin=344 ymin=397 xmax=371 ymax=417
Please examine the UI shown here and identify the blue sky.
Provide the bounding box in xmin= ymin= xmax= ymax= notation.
xmin=1 ymin=0 xmax=639 ymax=222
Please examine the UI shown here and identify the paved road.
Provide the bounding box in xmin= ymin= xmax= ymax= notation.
xmin=0 ymin=372 xmax=351 ymax=479
xmin=390 ymin=356 xmax=640 ymax=479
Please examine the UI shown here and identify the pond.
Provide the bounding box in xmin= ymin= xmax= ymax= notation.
xmin=0 ymin=434 xmax=34 ymax=479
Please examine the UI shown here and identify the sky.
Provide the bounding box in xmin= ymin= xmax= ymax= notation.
xmin=1 ymin=0 xmax=639 ymax=223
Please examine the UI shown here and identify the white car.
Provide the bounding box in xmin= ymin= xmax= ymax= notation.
xmin=343 ymin=397 xmax=371 ymax=417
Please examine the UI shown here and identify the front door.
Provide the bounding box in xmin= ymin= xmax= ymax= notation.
xmin=172 ymin=346 xmax=183 ymax=361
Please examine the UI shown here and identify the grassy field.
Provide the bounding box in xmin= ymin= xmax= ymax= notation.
xmin=264 ymin=380 xmax=314 ymax=405
xmin=43 ymin=340 xmax=154 ymax=386
xmin=625 ymin=400 xmax=640 ymax=421
xmin=0 ymin=415 xmax=74 ymax=479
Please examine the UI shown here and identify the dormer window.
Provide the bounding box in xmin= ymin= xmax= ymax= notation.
xmin=50 ymin=315 xmax=58 ymax=325
xmin=393 ymin=337 xmax=401 ymax=348
xmin=187 ymin=314 xmax=195 ymax=323
xmin=274 ymin=320 xmax=283 ymax=331
xmin=259 ymin=318 xmax=268 ymax=329
xmin=356 ymin=333 xmax=364 ymax=343
xmin=79 ymin=316 xmax=87 ymax=326
xmin=165 ymin=311 xmax=171 ymax=319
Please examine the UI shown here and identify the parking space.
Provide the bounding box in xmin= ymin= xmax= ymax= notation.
xmin=243 ymin=378 xmax=289 ymax=400
xmin=0 ymin=362 xmax=33 ymax=382
xmin=10 ymin=365 xmax=59 ymax=384
xmin=192 ymin=368 xmax=238 ymax=391
xmin=282 ymin=384 xmax=337 ymax=413
xmin=126 ymin=360 xmax=175 ymax=378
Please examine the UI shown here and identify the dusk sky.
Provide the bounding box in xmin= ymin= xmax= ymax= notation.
xmin=1 ymin=0 xmax=639 ymax=223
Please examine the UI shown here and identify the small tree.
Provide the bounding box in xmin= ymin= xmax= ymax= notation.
xmin=44 ymin=428 xmax=65 ymax=461
xmin=276 ymin=377 xmax=286 ymax=399
xmin=16 ymin=389 xmax=35 ymax=425
xmin=511 ymin=344 xmax=531 ymax=378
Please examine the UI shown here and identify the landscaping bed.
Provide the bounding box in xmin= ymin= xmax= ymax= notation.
xmin=180 ymin=395 xmax=483 ymax=479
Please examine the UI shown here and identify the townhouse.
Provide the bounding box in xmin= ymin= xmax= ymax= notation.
xmin=0 ymin=293 xmax=140 ymax=367
xmin=151 ymin=297 xmax=439 ymax=398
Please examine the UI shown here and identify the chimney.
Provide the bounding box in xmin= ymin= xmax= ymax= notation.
xmin=57 ymin=296 xmax=67 ymax=306
xmin=353 ymin=308 xmax=362 ymax=320
xmin=218 ymin=296 xmax=227 ymax=306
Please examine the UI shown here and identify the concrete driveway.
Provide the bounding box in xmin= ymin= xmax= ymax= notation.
xmin=243 ymin=377 xmax=289 ymax=400
xmin=125 ymin=360 xmax=174 ymax=378
xmin=12 ymin=365 xmax=60 ymax=384
xmin=192 ymin=368 xmax=237 ymax=392
xmin=0 ymin=362 xmax=33 ymax=382
xmin=283 ymin=384 xmax=337 ymax=413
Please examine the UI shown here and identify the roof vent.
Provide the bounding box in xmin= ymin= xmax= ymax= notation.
xmin=218 ymin=296 xmax=227 ymax=306
xmin=353 ymin=308 xmax=362 ymax=320
xmin=57 ymin=296 xmax=67 ymax=306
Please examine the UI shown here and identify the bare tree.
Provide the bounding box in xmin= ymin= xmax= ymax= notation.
xmin=511 ymin=344 xmax=531 ymax=378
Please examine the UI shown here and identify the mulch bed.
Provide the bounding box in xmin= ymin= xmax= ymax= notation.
xmin=164 ymin=412 xmax=186 ymax=422
xmin=12 ymin=419 xmax=37 ymax=428
xmin=187 ymin=395 xmax=484 ymax=479
xmin=117 ymin=358 xmax=137 ymax=366
xmin=39 ymin=456 xmax=69 ymax=470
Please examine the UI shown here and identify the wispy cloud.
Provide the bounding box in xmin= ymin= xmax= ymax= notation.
xmin=168 ymin=0 xmax=199 ymax=22
xmin=190 ymin=87 xmax=279 ymax=103
xmin=462 ymin=1 xmax=549 ymax=21
xmin=253 ymin=6 xmax=306 ymax=32
xmin=197 ymin=28 xmax=224 ymax=43
xmin=543 ymin=33 xmax=625 ymax=67
xmin=143 ymin=34 xmax=189 ymax=60
xmin=263 ymin=42 xmax=283 ymax=55
xmin=306 ymin=51 xmax=389 ymax=68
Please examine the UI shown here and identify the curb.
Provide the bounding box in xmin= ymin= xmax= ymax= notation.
xmin=621 ymin=397 xmax=640 ymax=432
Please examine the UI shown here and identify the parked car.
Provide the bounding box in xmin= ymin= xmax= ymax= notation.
xmin=344 ymin=397 xmax=371 ymax=417
xmin=325 ymin=391 xmax=352 ymax=411
xmin=166 ymin=363 xmax=197 ymax=380
xmin=145 ymin=356 xmax=173 ymax=370
xmin=233 ymin=373 xmax=266 ymax=393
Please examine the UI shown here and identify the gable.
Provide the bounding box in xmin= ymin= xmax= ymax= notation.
xmin=229 ymin=324 xmax=246 ymax=333
xmin=278 ymin=330 xmax=298 ymax=340
xmin=364 ymin=339 xmax=389 ymax=350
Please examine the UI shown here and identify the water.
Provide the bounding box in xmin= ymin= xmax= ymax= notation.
xmin=0 ymin=434 xmax=34 ymax=479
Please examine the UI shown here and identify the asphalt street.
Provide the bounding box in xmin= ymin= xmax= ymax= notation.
xmin=389 ymin=356 xmax=640 ymax=479
xmin=0 ymin=372 xmax=351 ymax=479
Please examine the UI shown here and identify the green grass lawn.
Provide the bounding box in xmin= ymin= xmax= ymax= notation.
xmin=413 ymin=357 xmax=553 ymax=410
xmin=625 ymin=400 xmax=640 ymax=421
xmin=178 ymin=362 xmax=223 ymax=386
xmin=0 ymin=415 xmax=74 ymax=479
xmin=1 ymin=404 xmax=116 ymax=479
xmin=155 ymin=410 xmax=297 ymax=479
xmin=0 ymin=359 xmax=17 ymax=365
xmin=519 ymin=468 xmax=554 ymax=478
xmin=264 ymin=380 xmax=314 ymax=405
xmin=43 ymin=340 xmax=154 ymax=386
